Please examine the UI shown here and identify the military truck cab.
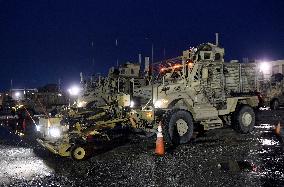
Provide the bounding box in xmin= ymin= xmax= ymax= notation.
xmin=191 ymin=43 xmax=225 ymax=62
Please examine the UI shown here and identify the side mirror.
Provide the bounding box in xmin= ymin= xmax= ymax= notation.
xmin=202 ymin=68 xmax=209 ymax=79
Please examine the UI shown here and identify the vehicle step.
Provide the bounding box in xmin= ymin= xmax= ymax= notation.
xmin=193 ymin=104 xmax=219 ymax=120
xmin=201 ymin=118 xmax=223 ymax=130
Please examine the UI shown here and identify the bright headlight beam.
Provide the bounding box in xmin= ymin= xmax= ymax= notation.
xmin=259 ymin=62 xmax=270 ymax=73
xmin=77 ymin=101 xmax=87 ymax=108
xmin=35 ymin=125 xmax=41 ymax=132
xmin=154 ymin=99 xmax=168 ymax=108
xmin=49 ymin=127 xmax=61 ymax=138
xmin=154 ymin=100 xmax=162 ymax=108
xmin=130 ymin=101 xmax=135 ymax=108
xmin=68 ymin=86 xmax=81 ymax=96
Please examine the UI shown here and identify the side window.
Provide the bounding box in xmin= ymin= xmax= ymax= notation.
xmin=204 ymin=53 xmax=211 ymax=60
xmin=120 ymin=69 xmax=125 ymax=74
xmin=215 ymin=53 xmax=221 ymax=61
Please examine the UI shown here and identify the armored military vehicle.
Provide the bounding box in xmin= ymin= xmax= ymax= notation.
xmin=36 ymin=93 xmax=132 ymax=160
xmin=36 ymin=62 xmax=146 ymax=160
xmin=134 ymin=39 xmax=259 ymax=145
xmin=76 ymin=62 xmax=146 ymax=108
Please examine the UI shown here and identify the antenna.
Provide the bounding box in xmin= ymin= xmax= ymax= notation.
xmin=10 ymin=79 xmax=13 ymax=90
xmin=91 ymin=40 xmax=95 ymax=69
xmin=80 ymin=72 xmax=83 ymax=83
xmin=215 ymin=33 xmax=219 ymax=46
xmin=138 ymin=53 xmax=142 ymax=64
xmin=58 ymin=78 xmax=61 ymax=91
xmin=116 ymin=38 xmax=119 ymax=67
xmin=151 ymin=43 xmax=154 ymax=64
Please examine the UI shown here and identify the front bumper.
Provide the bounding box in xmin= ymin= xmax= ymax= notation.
xmin=36 ymin=138 xmax=71 ymax=157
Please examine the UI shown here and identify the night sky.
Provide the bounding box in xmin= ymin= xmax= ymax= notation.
xmin=0 ymin=0 xmax=284 ymax=91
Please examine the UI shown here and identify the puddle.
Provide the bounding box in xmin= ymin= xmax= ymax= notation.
xmin=218 ymin=160 xmax=257 ymax=172
xmin=260 ymin=139 xmax=279 ymax=146
xmin=255 ymin=124 xmax=273 ymax=129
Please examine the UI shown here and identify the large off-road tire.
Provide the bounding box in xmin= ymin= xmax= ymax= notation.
xmin=70 ymin=145 xmax=90 ymax=161
xmin=163 ymin=110 xmax=193 ymax=145
xmin=270 ymin=99 xmax=280 ymax=110
xmin=233 ymin=105 xmax=255 ymax=133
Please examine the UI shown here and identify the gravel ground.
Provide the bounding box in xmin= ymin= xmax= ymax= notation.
xmin=0 ymin=109 xmax=284 ymax=187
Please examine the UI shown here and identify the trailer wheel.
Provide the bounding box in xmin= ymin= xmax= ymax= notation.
xmin=70 ymin=145 xmax=89 ymax=161
xmin=270 ymin=99 xmax=280 ymax=110
xmin=163 ymin=110 xmax=193 ymax=145
xmin=234 ymin=105 xmax=255 ymax=133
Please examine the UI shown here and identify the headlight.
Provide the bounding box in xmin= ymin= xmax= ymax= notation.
xmin=154 ymin=99 xmax=168 ymax=108
xmin=17 ymin=132 xmax=25 ymax=136
xmin=35 ymin=125 xmax=41 ymax=132
xmin=130 ymin=101 xmax=135 ymax=108
xmin=154 ymin=100 xmax=162 ymax=108
xmin=49 ymin=127 xmax=61 ymax=138
xmin=77 ymin=101 xmax=87 ymax=108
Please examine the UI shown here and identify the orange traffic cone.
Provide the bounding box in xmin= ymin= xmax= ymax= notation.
xmin=275 ymin=121 xmax=281 ymax=136
xmin=155 ymin=121 xmax=165 ymax=156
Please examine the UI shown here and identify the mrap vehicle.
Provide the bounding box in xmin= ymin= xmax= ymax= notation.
xmin=133 ymin=39 xmax=259 ymax=145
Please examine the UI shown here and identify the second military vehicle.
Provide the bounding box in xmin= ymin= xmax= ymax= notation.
xmin=258 ymin=73 xmax=284 ymax=110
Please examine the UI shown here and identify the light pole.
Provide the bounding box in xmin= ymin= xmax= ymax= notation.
xmin=145 ymin=37 xmax=154 ymax=84
xmin=67 ymin=85 xmax=81 ymax=107
xmin=151 ymin=42 xmax=154 ymax=64
xmin=145 ymin=37 xmax=155 ymax=108
xmin=116 ymin=38 xmax=119 ymax=67
xmin=145 ymin=37 xmax=154 ymax=64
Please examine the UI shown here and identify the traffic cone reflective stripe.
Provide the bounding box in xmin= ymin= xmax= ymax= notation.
xmin=155 ymin=121 xmax=165 ymax=156
xmin=275 ymin=121 xmax=281 ymax=136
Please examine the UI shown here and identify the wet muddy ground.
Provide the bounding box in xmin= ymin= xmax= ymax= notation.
xmin=0 ymin=109 xmax=284 ymax=187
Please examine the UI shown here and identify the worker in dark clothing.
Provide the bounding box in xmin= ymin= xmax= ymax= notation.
xmin=16 ymin=108 xmax=28 ymax=133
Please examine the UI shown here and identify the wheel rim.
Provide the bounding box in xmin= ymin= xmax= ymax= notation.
xmin=241 ymin=112 xmax=252 ymax=127
xmin=176 ymin=119 xmax=188 ymax=136
xmin=73 ymin=147 xmax=86 ymax=160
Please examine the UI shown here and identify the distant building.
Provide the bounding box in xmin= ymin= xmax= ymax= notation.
xmin=10 ymin=88 xmax=38 ymax=101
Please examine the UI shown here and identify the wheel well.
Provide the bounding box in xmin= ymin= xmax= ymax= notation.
xmin=168 ymin=99 xmax=184 ymax=109
xmin=237 ymin=99 xmax=248 ymax=105
xmin=168 ymin=98 xmax=193 ymax=112
xmin=237 ymin=98 xmax=258 ymax=109
xmin=166 ymin=108 xmax=195 ymax=124
xmin=235 ymin=103 xmax=246 ymax=111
